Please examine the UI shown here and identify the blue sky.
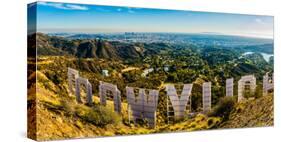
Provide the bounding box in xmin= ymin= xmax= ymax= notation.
xmin=29 ymin=1 xmax=274 ymax=39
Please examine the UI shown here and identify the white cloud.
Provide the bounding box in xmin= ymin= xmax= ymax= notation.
xmin=65 ymin=4 xmax=89 ymax=10
xmin=255 ymin=18 xmax=265 ymax=24
xmin=37 ymin=2 xmax=89 ymax=10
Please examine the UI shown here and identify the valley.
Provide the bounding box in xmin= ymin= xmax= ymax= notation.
xmin=28 ymin=32 xmax=274 ymax=140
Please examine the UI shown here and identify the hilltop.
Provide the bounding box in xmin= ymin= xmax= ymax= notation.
xmin=31 ymin=33 xmax=145 ymax=60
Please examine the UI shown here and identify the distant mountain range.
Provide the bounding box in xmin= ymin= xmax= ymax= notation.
xmin=28 ymin=32 xmax=273 ymax=61
xmin=31 ymin=33 xmax=145 ymax=60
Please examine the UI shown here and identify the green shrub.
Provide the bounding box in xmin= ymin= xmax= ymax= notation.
xmin=207 ymin=117 xmax=221 ymax=128
xmin=60 ymin=99 xmax=75 ymax=116
xmin=60 ymin=99 xmax=121 ymax=127
xmin=75 ymin=104 xmax=121 ymax=127
xmin=207 ymin=118 xmax=214 ymax=126
xmin=208 ymin=96 xmax=235 ymax=121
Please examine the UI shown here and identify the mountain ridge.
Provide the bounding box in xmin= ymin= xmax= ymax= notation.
xmin=32 ymin=33 xmax=144 ymax=60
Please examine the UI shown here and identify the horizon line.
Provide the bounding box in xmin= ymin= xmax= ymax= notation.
xmin=36 ymin=31 xmax=274 ymax=40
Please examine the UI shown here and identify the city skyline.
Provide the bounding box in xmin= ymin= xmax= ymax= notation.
xmin=29 ymin=2 xmax=274 ymax=39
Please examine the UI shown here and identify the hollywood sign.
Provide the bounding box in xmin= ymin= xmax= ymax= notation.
xmin=67 ymin=67 xmax=274 ymax=128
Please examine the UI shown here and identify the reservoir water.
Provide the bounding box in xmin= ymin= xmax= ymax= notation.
xmin=242 ymin=52 xmax=273 ymax=62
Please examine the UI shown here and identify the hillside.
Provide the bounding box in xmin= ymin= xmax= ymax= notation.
xmin=31 ymin=33 xmax=145 ymax=60
xmin=28 ymin=56 xmax=273 ymax=140
xmin=28 ymin=69 xmax=155 ymax=140
xmin=28 ymin=69 xmax=273 ymax=140
xmin=27 ymin=31 xmax=274 ymax=140
xmin=219 ymin=94 xmax=273 ymax=128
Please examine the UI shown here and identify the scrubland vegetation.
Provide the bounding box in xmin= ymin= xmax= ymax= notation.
xmin=27 ymin=33 xmax=274 ymax=140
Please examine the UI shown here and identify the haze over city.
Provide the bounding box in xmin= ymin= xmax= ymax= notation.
xmin=29 ymin=2 xmax=274 ymax=39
